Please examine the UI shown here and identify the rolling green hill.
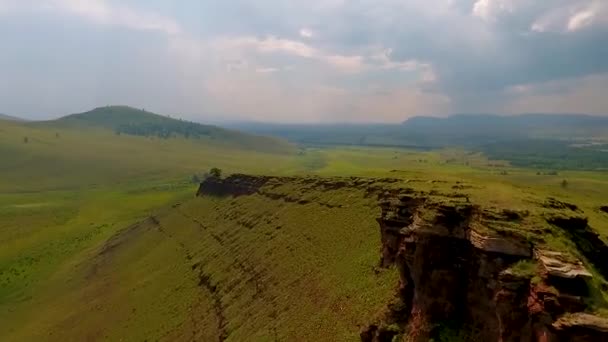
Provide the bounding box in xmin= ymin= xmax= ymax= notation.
xmin=0 ymin=113 xmax=26 ymax=122
xmin=0 ymin=107 xmax=298 ymax=192
xmin=47 ymin=106 xmax=294 ymax=153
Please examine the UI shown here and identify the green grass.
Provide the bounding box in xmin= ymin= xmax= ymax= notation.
xmin=53 ymin=106 xmax=294 ymax=154
xmin=508 ymin=260 xmax=538 ymax=278
xmin=2 ymin=116 xmax=608 ymax=340
xmin=0 ymin=180 xmax=399 ymax=341
xmin=0 ymin=119 xmax=298 ymax=192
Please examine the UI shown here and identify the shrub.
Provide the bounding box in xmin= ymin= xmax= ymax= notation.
xmin=209 ymin=167 xmax=222 ymax=178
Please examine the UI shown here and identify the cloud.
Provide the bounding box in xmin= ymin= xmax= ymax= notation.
xmin=209 ymin=35 xmax=430 ymax=75
xmin=505 ymin=73 xmax=608 ymax=114
xmin=0 ymin=0 xmax=607 ymax=121
xmin=255 ymin=67 xmax=279 ymax=73
xmin=472 ymin=0 xmax=517 ymax=21
xmin=568 ymin=9 xmax=595 ymax=31
xmin=299 ymin=28 xmax=313 ymax=38
xmin=527 ymin=1 xmax=608 ymax=33
xmin=0 ymin=0 xmax=182 ymax=34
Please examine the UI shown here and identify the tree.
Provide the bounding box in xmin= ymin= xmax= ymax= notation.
xmin=23 ymin=136 xmax=28 ymax=144
xmin=209 ymin=167 xmax=222 ymax=178
xmin=561 ymin=179 xmax=569 ymax=189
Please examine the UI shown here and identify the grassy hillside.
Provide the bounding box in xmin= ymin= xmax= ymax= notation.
xmin=3 ymin=166 xmax=608 ymax=341
xmin=0 ymin=113 xmax=26 ymax=122
xmin=0 ymin=117 xmax=298 ymax=192
xmin=1 ymin=179 xmax=399 ymax=341
xmin=2 ymin=112 xmax=608 ymax=341
xmin=51 ymin=106 xmax=294 ymax=154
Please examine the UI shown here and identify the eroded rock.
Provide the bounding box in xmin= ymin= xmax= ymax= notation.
xmin=536 ymin=250 xmax=592 ymax=280
xmin=547 ymin=214 xmax=608 ymax=279
xmin=368 ymin=193 xmax=608 ymax=342
xmin=553 ymin=313 xmax=608 ymax=341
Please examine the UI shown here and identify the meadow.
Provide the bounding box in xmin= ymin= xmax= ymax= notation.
xmin=2 ymin=115 xmax=608 ymax=341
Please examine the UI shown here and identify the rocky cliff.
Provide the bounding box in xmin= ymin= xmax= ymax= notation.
xmin=365 ymin=193 xmax=608 ymax=342
xmin=196 ymin=174 xmax=608 ymax=342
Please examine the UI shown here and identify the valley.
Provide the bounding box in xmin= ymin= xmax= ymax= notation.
xmin=2 ymin=107 xmax=608 ymax=341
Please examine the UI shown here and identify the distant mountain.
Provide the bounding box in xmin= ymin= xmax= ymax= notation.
xmin=230 ymin=113 xmax=608 ymax=169
xmin=402 ymin=114 xmax=608 ymax=144
xmin=47 ymin=106 xmax=294 ymax=154
xmin=227 ymin=122 xmax=409 ymax=147
xmin=0 ymin=113 xmax=26 ymax=122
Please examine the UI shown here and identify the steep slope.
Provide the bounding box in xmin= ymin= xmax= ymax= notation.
xmin=367 ymin=193 xmax=608 ymax=341
xmin=3 ymin=175 xmax=400 ymax=341
xmin=6 ymin=174 xmax=608 ymax=341
xmin=50 ymin=106 xmax=294 ymax=153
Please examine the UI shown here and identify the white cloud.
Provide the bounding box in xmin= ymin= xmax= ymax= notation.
xmin=324 ymin=55 xmax=364 ymax=73
xmin=255 ymin=67 xmax=279 ymax=73
xmin=370 ymin=48 xmax=426 ymax=71
xmin=530 ymin=1 xmax=608 ymax=33
xmin=568 ymin=9 xmax=595 ymax=31
xmin=472 ymin=0 xmax=517 ymax=21
xmin=299 ymin=28 xmax=313 ymax=38
xmin=212 ymin=36 xmax=367 ymax=73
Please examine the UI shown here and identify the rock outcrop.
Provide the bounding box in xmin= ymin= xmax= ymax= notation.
xmin=365 ymin=193 xmax=608 ymax=342
xmin=535 ymin=250 xmax=592 ymax=280
xmin=196 ymin=174 xmax=271 ymax=197
xmin=194 ymin=174 xmax=608 ymax=342
xmin=547 ymin=214 xmax=608 ymax=280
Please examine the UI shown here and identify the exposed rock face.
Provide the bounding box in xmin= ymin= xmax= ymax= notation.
xmin=195 ymin=174 xmax=608 ymax=342
xmin=547 ymin=214 xmax=608 ymax=280
xmin=553 ymin=313 xmax=608 ymax=341
xmin=196 ymin=174 xmax=271 ymax=197
xmin=536 ymin=250 xmax=592 ymax=280
xmin=365 ymin=194 xmax=608 ymax=342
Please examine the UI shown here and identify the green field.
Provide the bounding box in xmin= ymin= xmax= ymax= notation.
xmin=2 ymin=111 xmax=608 ymax=341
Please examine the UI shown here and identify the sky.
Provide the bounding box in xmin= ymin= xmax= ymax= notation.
xmin=1 ymin=0 xmax=607 ymax=123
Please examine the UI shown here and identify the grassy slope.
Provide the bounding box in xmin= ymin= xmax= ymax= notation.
xmin=2 ymin=117 xmax=608 ymax=340
xmin=0 ymin=118 xmax=298 ymax=192
xmin=4 ymin=185 xmax=397 ymax=341
xmin=0 ymin=114 xmax=26 ymax=122
xmin=52 ymin=106 xmax=293 ymax=154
